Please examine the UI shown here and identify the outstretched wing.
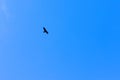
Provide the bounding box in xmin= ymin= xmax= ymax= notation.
xmin=43 ymin=27 xmax=48 ymax=34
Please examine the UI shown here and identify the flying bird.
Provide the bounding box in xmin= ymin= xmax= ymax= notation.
xmin=43 ymin=27 xmax=48 ymax=34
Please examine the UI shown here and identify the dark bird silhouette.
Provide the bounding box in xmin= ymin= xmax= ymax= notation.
xmin=43 ymin=27 xmax=48 ymax=34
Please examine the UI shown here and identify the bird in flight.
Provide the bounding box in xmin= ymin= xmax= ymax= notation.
xmin=43 ymin=27 xmax=48 ymax=34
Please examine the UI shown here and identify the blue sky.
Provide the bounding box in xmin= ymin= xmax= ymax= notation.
xmin=0 ymin=0 xmax=120 ymax=80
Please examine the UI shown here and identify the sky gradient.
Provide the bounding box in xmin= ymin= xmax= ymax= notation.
xmin=0 ymin=0 xmax=120 ymax=80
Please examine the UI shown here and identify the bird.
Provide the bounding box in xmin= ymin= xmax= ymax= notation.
xmin=43 ymin=27 xmax=48 ymax=34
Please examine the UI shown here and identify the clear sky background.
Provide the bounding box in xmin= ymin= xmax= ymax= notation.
xmin=0 ymin=0 xmax=120 ymax=80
